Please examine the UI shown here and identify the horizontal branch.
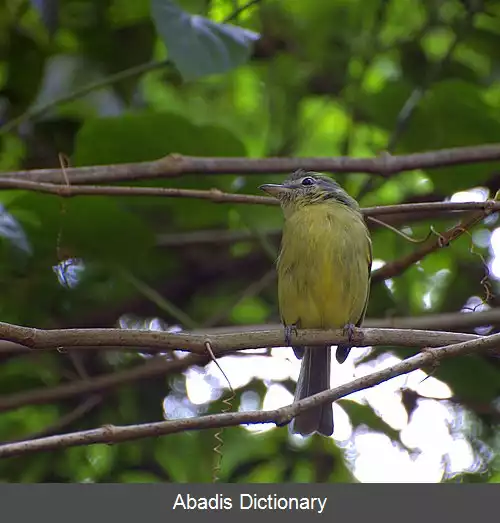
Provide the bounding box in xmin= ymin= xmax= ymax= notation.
xmin=0 ymin=321 xmax=480 ymax=354
xmin=0 ymin=178 xmax=274 ymax=205
xmin=1 ymin=307 xmax=498 ymax=356
xmin=0 ymin=176 xmax=498 ymax=220
xmin=2 ymin=145 xmax=500 ymax=183
xmin=0 ymin=330 xmax=496 ymax=458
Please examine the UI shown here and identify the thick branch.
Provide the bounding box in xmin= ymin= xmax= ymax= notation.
xmin=2 ymin=308 xmax=498 ymax=355
xmin=0 ymin=321 xmax=479 ymax=354
xmin=2 ymin=145 xmax=500 ymax=183
xmin=0 ymin=330 xmax=496 ymax=458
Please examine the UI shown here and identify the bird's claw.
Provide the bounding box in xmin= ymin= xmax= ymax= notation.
xmin=343 ymin=323 xmax=356 ymax=343
xmin=336 ymin=323 xmax=356 ymax=364
xmin=284 ymin=324 xmax=298 ymax=347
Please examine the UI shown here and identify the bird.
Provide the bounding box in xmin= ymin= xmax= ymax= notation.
xmin=259 ymin=170 xmax=372 ymax=436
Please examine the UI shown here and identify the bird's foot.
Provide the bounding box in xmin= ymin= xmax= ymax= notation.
xmin=284 ymin=324 xmax=298 ymax=347
xmin=336 ymin=323 xmax=356 ymax=364
xmin=420 ymin=347 xmax=440 ymax=376
xmin=342 ymin=322 xmax=356 ymax=344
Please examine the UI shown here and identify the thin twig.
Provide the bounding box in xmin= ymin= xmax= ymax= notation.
xmin=121 ymin=271 xmax=198 ymax=329
xmin=367 ymin=216 xmax=432 ymax=243
xmin=4 ymin=396 xmax=102 ymax=443
xmin=387 ymin=12 xmax=474 ymax=152
xmin=0 ymin=0 xmax=264 ymax=134
xmin=203 ymin=270 xmax=276 ymax=327
xmin=0 ymin=60 xmax=172 ymax=135
xmin=0 ymin=353 xmax=209 ymax=413
xmin=372 ymin=204 xmax=495 ymax=283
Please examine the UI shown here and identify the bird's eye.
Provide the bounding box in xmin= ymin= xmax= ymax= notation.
xmin=301 ymin=177 xmax=315 ymax=186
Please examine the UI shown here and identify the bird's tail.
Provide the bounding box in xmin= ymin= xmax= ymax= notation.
xmin=290 ymin=346 xmax=333 ymax=436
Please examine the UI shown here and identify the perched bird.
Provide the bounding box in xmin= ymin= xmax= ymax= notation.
xmin=260 ymin=170 xmax=372 ymax=436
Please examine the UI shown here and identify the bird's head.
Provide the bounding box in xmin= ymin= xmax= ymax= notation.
xmin=259 ymin=170 xmax=358 ymax=213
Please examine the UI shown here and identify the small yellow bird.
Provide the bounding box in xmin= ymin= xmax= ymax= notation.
xmin=260 ymin=170 xmax=372 ymax=436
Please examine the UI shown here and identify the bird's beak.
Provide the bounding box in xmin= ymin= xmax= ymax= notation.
xmin=259 ymin=184 xmax=291 ymax=197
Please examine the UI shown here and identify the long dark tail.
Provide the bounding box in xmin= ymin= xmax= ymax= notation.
xmin=290 ymin=346 xmax=333 ymax=436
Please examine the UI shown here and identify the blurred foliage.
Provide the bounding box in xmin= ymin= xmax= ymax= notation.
xmin=0 ymin=0 xmax=499 ymax=483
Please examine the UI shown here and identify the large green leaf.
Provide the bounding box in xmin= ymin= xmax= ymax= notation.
xmin=73 ymin=112 xmax=248 ymax=230
xmin=150 ymin=0 xmax=259 ymax=80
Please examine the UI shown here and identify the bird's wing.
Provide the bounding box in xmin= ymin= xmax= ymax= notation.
xmin=355 ymin=233 xmax=373 ymax=328
xmin=336 ymin=231 xmax=372 ymax=364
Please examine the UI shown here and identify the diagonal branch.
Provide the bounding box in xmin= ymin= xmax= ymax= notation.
xmin=372 ymin=205 xmax=494 ymax=283
xmin=0 ymin=353 xmax=208 ymax=413
xmin=0 ymin=330 xmax=497 ymax=458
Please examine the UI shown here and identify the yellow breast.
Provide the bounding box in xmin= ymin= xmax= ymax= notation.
xmin=277 ymin=202 xmax=371 ymax=329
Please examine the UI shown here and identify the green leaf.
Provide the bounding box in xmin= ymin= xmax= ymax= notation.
xmin=231 ymin=296 xmax=270 ymax=324
xmin=74 ymin=111 xmax=246 ymax=164
xmin=339 ymin=399 xmax=401 ymax=441
xmin=154 ymin=432 xmax=214 ymax=482
xmin=73 ymin=112 xmax=248 ymax=230
xmin=109 ymin=0 xmax=151 ymax=26
xmin=150 ymin=0 xmax=259 ymax=80
xmin=117 ymin=471 xmax=161 ymax=483
xmin=10 ymin=193 xmax=155 ymax=267
xmin=490 ymin=472 xmax=500 ymax=483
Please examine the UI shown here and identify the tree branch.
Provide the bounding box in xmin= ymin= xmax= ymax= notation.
xmin=2 ymin=144 xmax=500 ymax=183
xmin=0 ymin=321 xmax=480 ymax=354
xmin=0 ymin=176 xmax=499 ymax=222
xmin=0 ymin=330 xmax=497 ymax=458
xmin=2 ymin=307 xmax=499 ymax=355
xmin=372 ymin=205 xmax=492 ymax=283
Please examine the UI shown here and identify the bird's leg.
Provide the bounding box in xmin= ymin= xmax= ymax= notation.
xmin=284 ymin=324 xmax=298 ymax=347
xmin=335 ymin=323 xmax=356 ymax=363
xmin=342 ymin=322 xmax=356 ymax=344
